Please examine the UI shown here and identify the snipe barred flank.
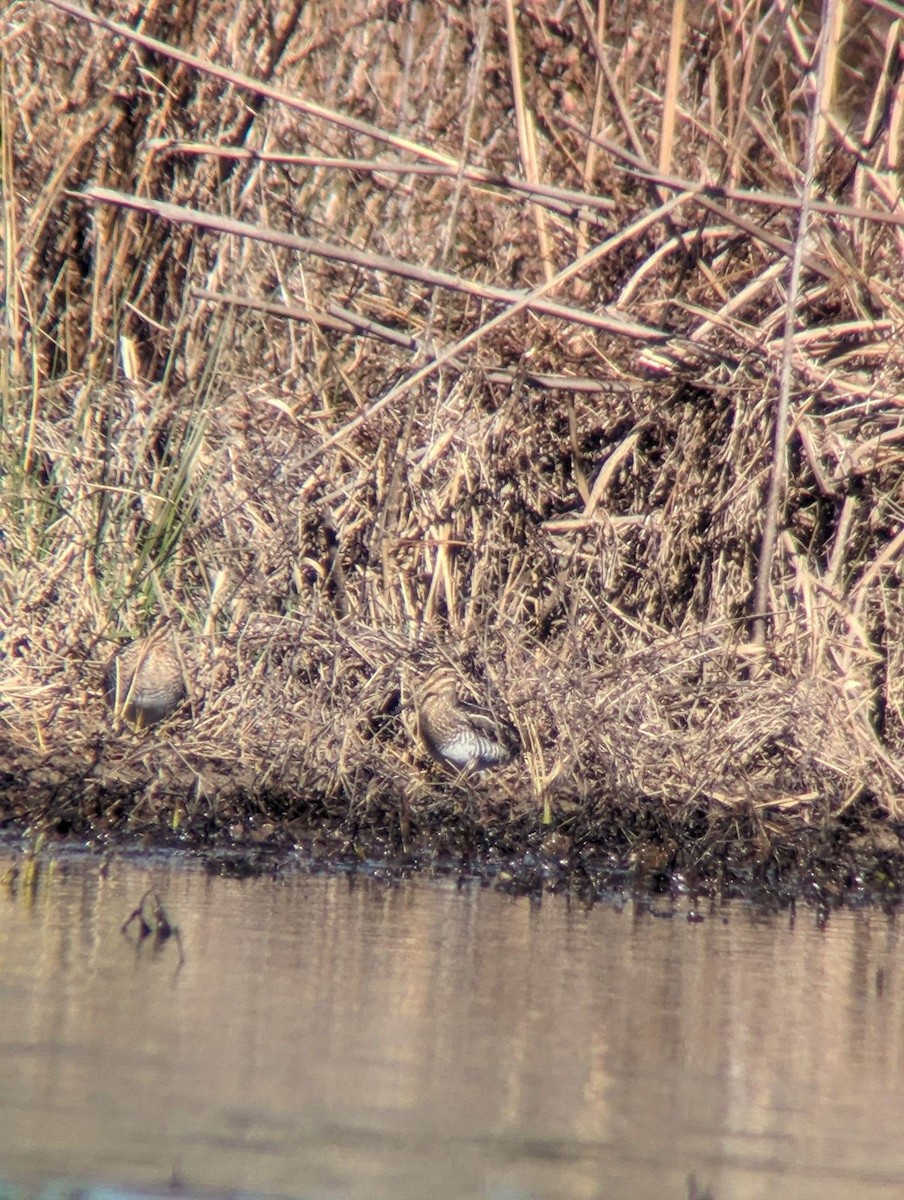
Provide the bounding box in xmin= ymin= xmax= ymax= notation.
xmin=416 ymin=667 xmax=518 ymax=773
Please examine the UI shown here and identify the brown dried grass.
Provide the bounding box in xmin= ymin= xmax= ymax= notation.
xmin=2 ymin=0 xmax=904 ymax=864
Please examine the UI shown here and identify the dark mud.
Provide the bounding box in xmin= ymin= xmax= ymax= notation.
xmin=3 ymin=745 xmax=903 ymax=915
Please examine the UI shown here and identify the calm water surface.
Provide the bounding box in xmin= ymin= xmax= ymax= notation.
xmin=0 ymin=849 xmax=902 ymax=1200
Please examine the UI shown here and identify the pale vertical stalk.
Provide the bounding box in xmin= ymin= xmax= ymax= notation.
xmin=886 ymin=21 xmax=904 ymax=172
xmin=815 ymin=0 xmax=844 ymax=154
xmin=575 ymin=2 xmax=607 ymax=288
xmin=0 ymin=54 xmax=22 ymax=382
xmin=504 ymin=0 xmax=555 ymax=283
xmin=752 ymin=0 xmax=837 ymax=649
xmin=659 ymin=0 xmax=686 ymax=181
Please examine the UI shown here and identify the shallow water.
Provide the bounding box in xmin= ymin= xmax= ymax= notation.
xmin=0 ymin=850 xmax=902 ymax=1200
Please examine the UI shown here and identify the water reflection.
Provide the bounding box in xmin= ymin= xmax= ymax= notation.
xmin=0 ymin=851 xmax=902 ymax=1200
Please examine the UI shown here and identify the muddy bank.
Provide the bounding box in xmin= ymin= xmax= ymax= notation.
xmin=2 ymin=613 xmax=903 ymax=906
xmin=2 ymin=791 xmax=903 ymax=911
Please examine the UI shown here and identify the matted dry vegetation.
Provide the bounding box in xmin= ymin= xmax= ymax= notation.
xmin=2 ymin=0 xmax=904 ymax=884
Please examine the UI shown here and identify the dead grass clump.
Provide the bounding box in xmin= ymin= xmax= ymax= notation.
xmin=2 ymin=1 xmax=904 ymax=870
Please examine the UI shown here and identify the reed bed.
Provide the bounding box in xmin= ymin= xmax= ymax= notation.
xmin=2 ymin=0 xmax=903 ymax=879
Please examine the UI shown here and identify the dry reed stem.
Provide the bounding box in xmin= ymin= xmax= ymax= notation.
xmin=658 ymin=0 xmax=685 ymax=183
xmin=77 ymin=186 xmax=655 ymax=338
xmin=753 ymin=0 xmax=837 ymax=650
xmin=505 ymin=0 xmax=554 ymax=285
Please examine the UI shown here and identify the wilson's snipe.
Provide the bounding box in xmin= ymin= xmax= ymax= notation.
xmin=103 ymin=630 xmax=186 ymax=729
xmin=416 ymin=667 xmax=518 ymax=773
